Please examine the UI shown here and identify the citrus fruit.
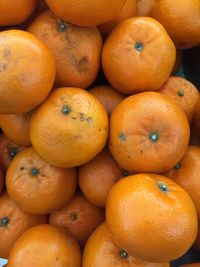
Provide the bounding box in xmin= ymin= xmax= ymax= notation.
xmin=30 ymin=87 xmax=108 ymax=168
xmin=6 ymin=147 xmax=77 ymax=214
xmin=106 ymin=173 xmax=198 ymax=262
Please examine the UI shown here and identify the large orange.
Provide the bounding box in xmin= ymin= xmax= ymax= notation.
xmin=0 ymin=165 xmax=4 ymax=194
xmin=0 ymin=134 xmax=27 ymax=173
xmin=0 ymin=30 xmax=56 ymax=114
xmin=99 ymin=0 xmax=137 ymax=38
xmin=109 ymin=92 xmax=190 ymax=173
xmin=164 ymin=146 xmax=200 ymax=217
xmin=83 ymin=222 xmax=170 ymax=267
xmin=136 ymin=0 xmax=157 ymax=16
xmin=49 ymin=191 xmax=105 ymax=247
xmin=79 ymin=148 xmax=124 ymax=207
xmin=0 ymin=191 xmax=47 ymax=259
xmin=152 ymin=0 xmax=200 ymax=49
xmin=102 ymin=17 xmax=176 ymax=94
xmin=30 ymin=87 xmax=108 ymax=168
xmin=6 ymin=147 xmax=77 ymax=214
xmin=0 ymin=0 xmax=37 ymax=26
xmin=45 ymin=0 xmax=127 ymax=27
xmin=28 ymin=10 xmax=102 ymax=88
xmin=88 ymin=85 xmax=126 ymax=116
xmin=0 ymin=112 xmax=32 ymax=146
xmin=158 ymin=76 xmax=199 ymax=122
xmin=106 ymin=173 xmax=198 ymax=262
xmin=7 ymin=224 xmax=81 ymax=267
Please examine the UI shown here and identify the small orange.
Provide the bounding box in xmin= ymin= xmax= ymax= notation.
xmin=106 ymin=173 xmax=198 ymax=262
xmin=164 ymin=146 xmax=200 ymax=217
xmin=136 ymin=0 xmax=157 ymax=16
xmin=99 ymin=0 xmax=137 ymax=38
xmin=152 ymin=0 xmax=200 ymax=49
xmin=6 ymin=147 xmax=77 ymax=214
xmin=30 ymin=87 xmax=108 ymax=168
xmin=45 ymin=0 xmax=127 ymax=27
xmin=83 ymin=222 xmax=170 ymax=267
xmin=0 ymin=30 xmax=56 ymax=114
xmin=158 ymin=76 xmax=199 ymax=122
xmin=109 ymin=92 xmax=190 ymax=173
xmin=79 ymin=148 xmax=125 ymax=207
xmin=0 ymin=134 xmax=27 ymax=173
xmin=88 ymin=85 xmax=126 ymax=116
xmin=7 ymin=224 xmax=81 ymax=267
xmin=28 ymin=10 xmax=103 ymax=88
xmin=0 ymin=0 xmax=37 ymax=26
xmin=0 ymin=112 xmax=32 ymax=146
xmin=49 ymin=191 xmax=105 ymax=247
xmin=0 ymin=165 xmax=4 ymax=194
xmin=0 ymin=191 xmax=47 ymax=259
xmin=102 ymin=17 xmax=176 ymax=94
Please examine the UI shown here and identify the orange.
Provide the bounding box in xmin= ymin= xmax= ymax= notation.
xmin=88 ymin=85 xmax=126 ymax=116
xmin=152 ymin=0 xmax=200 ymax=49
xmin=99 ymin=0 xmax=137 ymax=38
xmin=0 ymin=165 xmax=4 ymax=194
xmin=30 ymin=87 xmax=108 ymax=168
xmin=0 ymin=0 xmax=37 ymax=26
xmin=106 ymin=173 xmax=198 ymax=262
xmin=6 ymin=147 xmax=77 ymax=214
xmin=7 ymin=224 xmax=81 ymax=267
xmin=163 ymin=146 xmax=200 ymax=217
xmin=45 ymin=0 xmax=127 ymax=27
xmin=136 ymin=0 xmax=157 ymax=16
xmin=28 ymin=10 xmax=103 ymax=88
xmin=83 ymin=222 xmax=170 ymax=267
xmin=109 ymin=92 xmax=190 ymax=173
xmin=0 ymin=134 xmax=27 ymax=173
xmin=102 ymin=17 xmax=176 ymax=95
xmin=158 ymin=76 xmax=199 ymax=122
xmin=49 ymin=191 xmax=105 ymax=247
xmin=0 ymin=112 xmax=32 ymax=146
xmin=0 ymin=30 xmax=56 ymax=114
xmin=79 ymin=148 xmax=125 ymax=207
xmin=0 ymin=191 xmax=47 ymax=259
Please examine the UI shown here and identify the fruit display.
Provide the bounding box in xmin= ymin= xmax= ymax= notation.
xmin=1 ymin=1 xmax=200 ymax=266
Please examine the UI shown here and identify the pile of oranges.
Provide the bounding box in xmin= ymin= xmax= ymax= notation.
xmin=1 ymin=0 xmax=200 ymax=266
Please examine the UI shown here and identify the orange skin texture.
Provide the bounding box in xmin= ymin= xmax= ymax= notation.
xmin=0 ymin=0 xmax=37 ymax=26
xmin=106 ymin=173 xmax=198 ymax=262
xmin=0 ymin=192 xmax=47 ymax=259
xmin=79 ymin=148 xmax=124 ymax=208
xmin=0 ymin=165 xmax=4 ymax=193
xmin=0 ymin=30 xmax=56 ymax=114
xmin=7 ymin=224 xmax=81 ymax=267
xmin=30 ymin=87 xmax=108 ymax=168
xmin=88 ymin=85 xmax=126 ymax=116
xmin=6 ymin=147 xmax=77 ymax=214
xmin=0 ymin=112 xmax=32 ymax=146
xmin=102 ymin=17 xmax=175 ymax=95
xmin=0 ymin=134 xmax=27 ymax=173
xmin=158 ymin=76 xmax=199 ymax=122
xmin=99 ymin=0 xmax=137 ymax=38
xmin=152 ymin=0 xmax=200 ymax=49
xmin=164 ymin=146 xmax=200 ymax=218
xmin=45 ymin=0 xmax=127 ymax=27
xmin=28 ymin=10 xmax=103 ymax=89
xmin=49 ymin=192 xmax=105 ymax=247
xmin=136 ymin=0 xmax=157 ymax=16
xmin=83 ymin=222 xmax=170 ymax=267
xmin=109 ymin=92 xmax=190 ymax=173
